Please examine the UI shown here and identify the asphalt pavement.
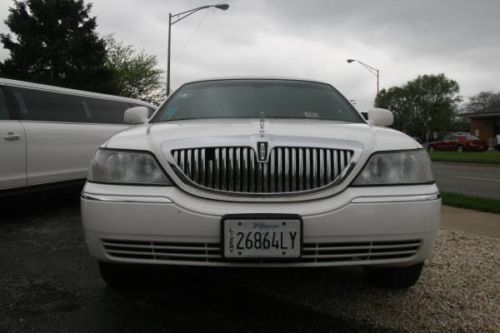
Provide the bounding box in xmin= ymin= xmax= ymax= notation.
xmin=0 ymin=188 xmax=398 ymax=333
xmin=1 ymin=187 xmax=499 ymax=332
xmin=432 ymin=162 xmax=500 ymax=199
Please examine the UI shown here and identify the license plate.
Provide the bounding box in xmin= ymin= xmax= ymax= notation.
xmin=223 ymin=217 xmax=301 ymax=259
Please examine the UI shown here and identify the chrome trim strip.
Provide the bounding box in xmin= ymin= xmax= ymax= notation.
xmin=350 ymin=193 xmax=440 ymax=203
xmin=82 ymin=193 xmax=172 ymax=203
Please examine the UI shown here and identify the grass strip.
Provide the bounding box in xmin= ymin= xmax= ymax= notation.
xmin=441 ymin=192 xmax=500 ymax=214
xmin=428 ymin=151 xmax=500 ymax=165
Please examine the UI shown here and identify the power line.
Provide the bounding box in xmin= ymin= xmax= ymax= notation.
xmin=172 ymin=9 xmax=209 ymax=65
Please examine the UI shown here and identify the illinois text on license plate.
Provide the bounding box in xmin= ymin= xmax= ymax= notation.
xmin=223 ymin=218 xmax=301 ymax=258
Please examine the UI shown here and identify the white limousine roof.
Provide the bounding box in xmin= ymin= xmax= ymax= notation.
xmin=0 ymin=77 xmax=156 ymax=109
xmin=180 ymin=76 xmax=331 ymax=85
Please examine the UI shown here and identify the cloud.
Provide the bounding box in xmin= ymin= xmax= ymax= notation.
xmin=1 ymin=0 xmax=498 ymax=109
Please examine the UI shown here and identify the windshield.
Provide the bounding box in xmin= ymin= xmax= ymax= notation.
xmin=153 ymin=80 xmax=363 ymax=123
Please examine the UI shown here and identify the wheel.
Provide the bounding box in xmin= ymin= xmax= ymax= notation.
xmin=364 ymin=262 xmax=424 ymax=289
xmin=427 ymin=145 xmax=434 ymax=152
xmin=457 ymin=145 xmax=464 ymax=152
xmin=98 ymin=261 xmax=150 ymax=290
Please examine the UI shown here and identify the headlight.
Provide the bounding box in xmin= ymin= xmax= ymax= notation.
xmin=88 ymin=149 xmax=172 ymax=185
xmin=352 ymin=149 xmax=434 ymax=185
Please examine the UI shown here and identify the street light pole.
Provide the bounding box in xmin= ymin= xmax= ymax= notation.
xmin=346 ymin=59 xmax=380 ymax=95
xmin=166 ymin=4 xmax=230 ymax=96
xmin=167 ymin=12 xmax=172 ymax=96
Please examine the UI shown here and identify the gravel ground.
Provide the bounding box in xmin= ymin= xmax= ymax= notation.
xmin=0 ymin=189 xmax=498 ymax=332
xmin=240 ymin=230 xmax=499 ymax=332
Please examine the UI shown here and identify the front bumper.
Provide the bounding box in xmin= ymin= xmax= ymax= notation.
xmin=81 ymin=182 xmax=441 ymax=267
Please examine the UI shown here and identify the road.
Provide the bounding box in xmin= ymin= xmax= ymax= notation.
xmin=432 ymin=162 xmax=500 ymax=199
xmin=0 ymin=188 xmax=397 ymax=333
xmin=0 ymin=188 xmax=498 ymax=332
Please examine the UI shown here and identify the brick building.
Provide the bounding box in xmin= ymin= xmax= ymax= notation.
xmin=462 ymin=103 xmax=500 ymax=150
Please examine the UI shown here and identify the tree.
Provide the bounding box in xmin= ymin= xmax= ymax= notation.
xmin=104 ymin=35 xmax=165 ymax=105
xmin=0 ymin=0 xmax=115 ymax=93
xmin=461 ymin=91 xmax=500 ymax=113
xmin=375 ymin=74 xmax=461 ymax=141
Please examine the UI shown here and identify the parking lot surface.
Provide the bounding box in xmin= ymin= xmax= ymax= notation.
xmin=0 ymin=188 xmax=498 ymax=333
xmin=433 ymin=162 xmax=500 ymax=199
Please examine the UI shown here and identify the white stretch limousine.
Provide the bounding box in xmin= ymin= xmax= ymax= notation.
xmin=0 ymin=78 xmax=155 ymax=192
xmin=81 ymin=78 xmax=440 ymax=289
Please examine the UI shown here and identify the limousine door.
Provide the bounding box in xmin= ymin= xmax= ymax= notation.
xmin=0 ymin=87 xmax=27 ymax=189
xmin=9 ymin=87 xmax=130 ymax=186
xmin=22 ymin=121 xmax=127 ymax=185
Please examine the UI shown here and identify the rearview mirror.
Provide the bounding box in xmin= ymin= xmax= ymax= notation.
xmin=367 ymin=108 xmax=393 ymax=127
xmin=124 ymin=106 xmax=149 ymax=125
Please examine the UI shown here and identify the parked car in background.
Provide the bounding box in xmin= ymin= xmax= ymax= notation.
xmin=427 ymin=133 xmax=488 ymax=152
xmin=0 ymin=78 xmax=156 ymax=193
xmin=81 ymin=78 xmax=440 ymax=290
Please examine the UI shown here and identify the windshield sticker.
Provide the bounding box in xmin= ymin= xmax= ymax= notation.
xmin=165 ymin=106 xmax=178 ymax=119
xmin=180 ymin=91 xmax=193 ymax=99
xmin=304 ymin=112 xmax=320 ymax=118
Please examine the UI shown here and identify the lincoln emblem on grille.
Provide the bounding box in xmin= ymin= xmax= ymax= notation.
xmin=258 ymin=142 xmax=268 ymax=162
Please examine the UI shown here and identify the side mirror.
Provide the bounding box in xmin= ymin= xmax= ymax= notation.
xmin=124 ymin=106 xmax=149 ymax=125
xmin=367 ymin=108 xmax=393 ymax=127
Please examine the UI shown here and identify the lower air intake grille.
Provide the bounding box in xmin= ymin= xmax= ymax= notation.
xmin=102 ymin=239 xmax=421 ymax=264
xmin=301 ymin=239 xmax=422 ymax=262
xmin=102 ymin=239 xmax=221 ymax=261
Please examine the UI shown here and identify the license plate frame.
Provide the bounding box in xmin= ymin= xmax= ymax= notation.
xmin=221 ymin=214 xmax=303 ymax=260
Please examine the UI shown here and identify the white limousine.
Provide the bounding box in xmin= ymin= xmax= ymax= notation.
xmin=81 ymin=78 xmax=440 ymax=289
xmin=0 ymin=78 xmax=155 ymax=193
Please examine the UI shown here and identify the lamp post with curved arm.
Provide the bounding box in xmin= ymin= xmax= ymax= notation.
xmin=167 ymin=4 xmax=230 ymax=96
xmin=346 ymin=58 xmax=380 ymax=95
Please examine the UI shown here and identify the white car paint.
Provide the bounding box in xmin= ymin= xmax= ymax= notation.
xmin=22 ymin=121 xmax=129 ymax=186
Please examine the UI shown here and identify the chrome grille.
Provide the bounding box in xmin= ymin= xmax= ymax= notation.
xmin=102 ymin=239 xmax=421 ymax=264
xmin=170 ymin=147 xmax=354 ymax=194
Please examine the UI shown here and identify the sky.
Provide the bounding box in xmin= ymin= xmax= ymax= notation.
xmin=0 ymin=0 xmax=499 ymax=110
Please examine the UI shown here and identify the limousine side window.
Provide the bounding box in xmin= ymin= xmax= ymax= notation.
xmin=11 ymin=87 xmax=86 ymax=122
xmin=8 ymin=87 xmax=137 ymax=124
xmin=0 ymin=87 xmax=10 ymax=120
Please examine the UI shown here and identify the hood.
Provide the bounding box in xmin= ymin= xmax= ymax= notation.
xmin=104 ymin=118 xmax=420 ymax=154
xmin=102 ymin=118 xmax=422 ymax=203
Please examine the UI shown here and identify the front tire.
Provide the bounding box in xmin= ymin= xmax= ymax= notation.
xmin=364 ymin=262 xmax=424 ymax=289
